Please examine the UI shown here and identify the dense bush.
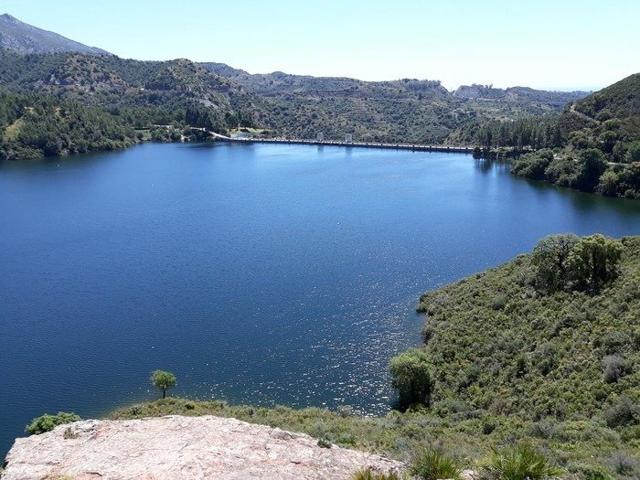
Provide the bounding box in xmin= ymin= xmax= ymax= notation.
xmin=604 ymin=397 xmax=640 ymax=428
xmin=530 ymin=234 xmax=579 ymax=292
xmin=389 ymin=348 xmax=433 ymax=409
xmin=25 ymin=412 xmax=81 ymax=435
xmin=531 ymin=234 xmax=623 ymax=293
xmin=602 ymin=355 xmax=632 ymax=383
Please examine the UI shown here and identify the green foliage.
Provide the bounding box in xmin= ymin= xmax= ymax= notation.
xmin=576 ymin=149 xmax=608 ymax=191
xmin=151 ymin=370 xmax=177 ymax=399
xmin=604 ymin=397 xmax=640 ymax=428
xmin=25 ymin=412 xmax=81 ymax=435
xmin=504 ymin=74 xmax=640 ymax=198
xmin=567 ymin=234 xmax=623 ymax=292
xmin=480 ymin=443 xmax=561 ymax=480
xmin=410 ymin=448 xmax=461 ymax=480
xmin=389 ymin=348 xmax=433 ymax=409
xmin=530 ymin=234 xmax=623 ymax=293
xmin=626 ymin=141 xmax=640 ymax=163
xmin=415 ymin=236 xmax=639 ymax=424
xmin=530 ymin=234 xmax=579 ymax=292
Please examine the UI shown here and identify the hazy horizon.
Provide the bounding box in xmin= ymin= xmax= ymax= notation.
xmin=1 ymin=0 xmax=639 ymax=91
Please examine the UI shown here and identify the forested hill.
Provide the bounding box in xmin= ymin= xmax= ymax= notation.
xmin=503 ymin=74 xmax=640 ymax=199
xmin=0 ymin=13 xmax=108 ymax=55
xmin=0 ymin=49 xmax=263 ymax=160
xmin=0 ymin=14 xmax=600 ymax=161
xmin=201 ymin=61 xmax=588 ymax=143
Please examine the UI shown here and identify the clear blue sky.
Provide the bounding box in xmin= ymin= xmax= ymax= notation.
xmin=2 ymin=0 xmax=638 ymax=91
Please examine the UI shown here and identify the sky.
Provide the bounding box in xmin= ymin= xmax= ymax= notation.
xmin=1 ymin=0 xmax=638 ymax=91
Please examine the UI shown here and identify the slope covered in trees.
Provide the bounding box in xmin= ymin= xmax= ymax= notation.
xmin=202 ymin=62 xmax=587 ymax=144
xmin=462 ymin=74 xmax=640 ymax=198
xmin=0 ymin=89 xmax=138 ymax=160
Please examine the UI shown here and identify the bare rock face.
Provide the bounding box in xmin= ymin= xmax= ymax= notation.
xmin=3 ymin=415 xmax=402 ymax=480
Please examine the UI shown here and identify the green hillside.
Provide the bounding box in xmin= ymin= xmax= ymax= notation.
xmin=416 ymin=235 xmax=639 ymax=424
xmin=478 ymin=74 xmax=640 ymax=198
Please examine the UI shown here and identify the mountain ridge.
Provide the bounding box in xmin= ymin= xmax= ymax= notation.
xmin=0 ymin=13 xmax=109 ymax=55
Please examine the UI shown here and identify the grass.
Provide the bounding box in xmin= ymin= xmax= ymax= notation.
xmin=351 ymin=468 xmax=402 ymax=480
xmin=410 ymin=448 xmax=461 ymax=480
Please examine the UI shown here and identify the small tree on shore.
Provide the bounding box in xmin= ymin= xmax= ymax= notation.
xmin=151 ymin=370 xmax=176 ymax=399
xmin=389 ymin=348 xmax=433 ymax=410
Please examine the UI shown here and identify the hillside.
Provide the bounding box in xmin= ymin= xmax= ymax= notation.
xmin=202 ymin=62 xmax=589 ymax=144
xmin=0 ymin=14 xmax=108 ymax=55
xmin=470 ymin=73 xmax=640 ymax=198
xmin=0 ymin=89 xmax=138 ymax=160
xmin=416 ymin=235 xmax=640 ymax=425
xmin=0 ymin=45 xmax=591 ymax=158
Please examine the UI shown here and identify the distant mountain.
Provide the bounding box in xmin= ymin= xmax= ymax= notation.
xmin=0 ymin=13 xmax=109 ymax=55
xmin=200 ymin=62 xmax=591 ymax=143
xmin=453 ymin=83 xmax=589 ymax=108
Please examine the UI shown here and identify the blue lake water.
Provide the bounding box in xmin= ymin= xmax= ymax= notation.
xmin=1 ymin=142 xmax=640 ymax=455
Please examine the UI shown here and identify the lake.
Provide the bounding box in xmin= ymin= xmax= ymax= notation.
xmin=1 ymin=142 xmax=639 ymax=454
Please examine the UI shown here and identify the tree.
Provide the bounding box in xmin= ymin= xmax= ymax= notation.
xmin=576 ymin=149 xmax=608 ymax=192
xmin=389 ymin=348 xmax=432 ymax=409
xmin=567 ymin=234 xmax=623 ymax=292
xmin=625 ymin=141 xmax=640 ymax=163
xmin=531 ymin=234 xmax=579 ymax=292
xmin=597 ymin=169 xmax=619 ymax=196
xmin=151 ymin=370 xmax=176 ymax=399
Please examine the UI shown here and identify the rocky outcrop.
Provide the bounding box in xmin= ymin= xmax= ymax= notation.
xmin=3 ymin=415 xmax=402 ymax=479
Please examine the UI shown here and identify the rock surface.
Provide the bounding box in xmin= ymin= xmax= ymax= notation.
xmin=3 ymin=415 xmax=402 ymax=479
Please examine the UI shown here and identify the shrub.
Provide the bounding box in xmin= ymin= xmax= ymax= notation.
xmin=602 ymin=354 xmax=631 ymax=383
xmin=410 ymin=448 xmax=461 ymax=480
xmin=568 ymin=463 xmax=614 ymax=480
xmin=601 ymin=331 xmax=631 ymax=354
xmin=480 ymin=442 xmax=561 ymax=480
xmin=491 ymin=294 xmax=508 ymax=310
xmin=351 ymin=468 xmax=402 ymax=480
xmin=26 ymin=412 xmax=81 ymax=435
xmin=609 ymin=452 xmax=638 ymax=477
xmin=604 ymin=396 xmax=640 ymax=428
xmin=389 ymin=349 xmax=433 ymax=409
xmin=317 ymin=437 xmax=332 ymax=449
xmin=597 ymin=170 xmax=619 ymax=196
